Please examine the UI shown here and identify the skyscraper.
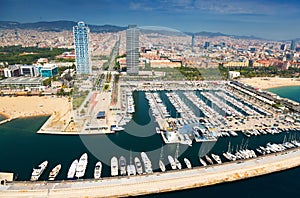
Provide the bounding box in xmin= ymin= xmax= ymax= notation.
xmin=191 ymin=34 xmax=195 ymax=52
xmin=280 ymin=44 xmax=286 ymax=51
xmin=290 ymin=40 xmax=296 ymax=50
xmin=73 ymin=21 xmax=91 ymax=75
xmin=204 ymin=41 xmax=210 ymax=49
xmin=126 ymin=25 xmax=139 ymax=75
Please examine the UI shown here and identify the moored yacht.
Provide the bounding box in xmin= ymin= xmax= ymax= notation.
xmin=30 ymin=161 xmax=48 ymax=181
xmin=211 ymin=154 xmax=222 ymax=164
xmin=67 ymin=159 xmax=78 ymax=179
xmin=119 ymin=156 xmax=127 ymax=176
xmin=111 ymin=156 xmax=118 ymax=176
xmin=48 ymin=164 xmax=61 ymax=181
xmin=159 ymin=160 xmax=166 ymax=172
xmin=175 ymin=158 xmax=182 ymax=169
xmin=199 ymin=157 xmax=207 ymax=166
xmin=184 ymin=158 xmax=192 ymax=169
xmin=141 ymin=152 xmax=153 ymax=174
xmin=94 ymin=161 xmax=102 ymax=179
xmin=75 ymin=153 xmax=88 ymax=178
xmin=205 ymin=155 xmax=214 ymax=165
xmin=127 ymin=164 xmax=136 ymax=176
xmin=168 ymin=155 xmax=177 ymax=170
xmin=134 ymin=157 xmax=143 ymax=175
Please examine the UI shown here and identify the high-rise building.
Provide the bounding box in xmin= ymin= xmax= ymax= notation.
xmin=126 ymin=25 xmax=139 ymax=75
xmin=290 ymin=40 xmax=296 ymax=50
xmin=204 ymin=41 xmax=210 ymax=49
xmin=280 ymin=44 xmax=286 ymax=51
xmin=73 ymin=21 xmax=91 ymax=75
xmin=191 ymin=34 xmax=195 ymax=52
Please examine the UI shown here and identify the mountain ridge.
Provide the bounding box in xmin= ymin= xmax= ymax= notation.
xmin=0 ymin=20 xmax=287 ymax=41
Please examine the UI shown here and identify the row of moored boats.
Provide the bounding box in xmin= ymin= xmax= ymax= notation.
xmin=30 ymin=139 xmax=300 ymax=181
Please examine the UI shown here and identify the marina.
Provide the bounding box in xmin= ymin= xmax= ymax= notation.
xmin=1 ymin=83 xmax=300 ymax=197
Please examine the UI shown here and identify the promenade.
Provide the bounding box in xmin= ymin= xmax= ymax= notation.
xmin=1 ymin=148 xmax=300 ymax=197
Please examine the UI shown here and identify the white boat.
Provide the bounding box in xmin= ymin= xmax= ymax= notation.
xmin=48 ymin=164 xmax=61 ymax=181
xmin=211 ymin=154 xmax=222 ymax=164
xmin=75 ymin=153 xmax=88 ymax=178
xmin=156 ymin=127 xmax=161 ymax=134
xmin=168 ymin=155 xmax=177 ymax=170
xmin=67 ymin=159 xmax=78 ymax=179
xmin=175 ymin=158 xmax=182 ymax=169
xmin=111 ymin=156 xmax=118 ymax=176
xmin=119 ymin=156 xmax=127 ymax=176
xmin=31 ymin=161 xmax=48 ymax=181
xmin=141 ymin=152 xmax=153 ymax=174
xmin=159 ymin=160 xmax=166 ymax=172
xmin=127 ymin=164 xmax=136 ymax=176
xmin=134 ymin=157 xmax=143 ymax=175
xmin=94 ymin=161 xmax=102 ymax=179
xmin=205 ymin=155 xmax=214 ymax=165
xmin=199 ymin=158 xmax=207 ymax=166
xmin=111 ymin=125 xmax=124 ymax=132
xmin=184 ymin=158 xmax=192 ymax=169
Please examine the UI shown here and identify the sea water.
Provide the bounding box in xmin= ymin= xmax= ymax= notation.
xmin=0 ymin=88 xmax=300 ymax=197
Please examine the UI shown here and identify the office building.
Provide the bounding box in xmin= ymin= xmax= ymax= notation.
xmin=191 ymin=34 xmax=195 ymax=52
xmin=280 ymin=44 xmax=286 ymax=51
xmin=37 ymin=64 xmax=58 ymax=77
xmin=290 ymin=40 xmax=296 ymax=50
xmin=73 ymin=21 xmax=91 ymax=75
xmin=20 ymin=65 xmax=39 ymax=77
xmin=3 ymin=65 xmax=20 ymax=78
xmin=204 ymin=41 xmax=210 ymax=49
xmin=126 ymin=25 xmax=139 ymax=75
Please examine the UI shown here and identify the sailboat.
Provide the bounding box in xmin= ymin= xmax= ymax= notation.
xmin=174 ymin=144 xmax=182 ymax=169
xmin=159 ymin=146 xmax=166 ymax=172
xmin=127 ymin=151 xmax=136 ymax=176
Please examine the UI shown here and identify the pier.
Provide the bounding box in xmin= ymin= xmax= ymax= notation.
xmin=2 ymin=148 xmax=300 ymax=197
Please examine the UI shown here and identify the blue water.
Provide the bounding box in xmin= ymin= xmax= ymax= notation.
xmin=0 ymin=87 xmax=300 ymax=197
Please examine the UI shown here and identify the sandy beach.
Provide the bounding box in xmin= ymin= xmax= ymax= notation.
xmin=239 ymin=77 xmax=300 ymax=89
xmin=0 ymin=96 xmax=71 ymax=120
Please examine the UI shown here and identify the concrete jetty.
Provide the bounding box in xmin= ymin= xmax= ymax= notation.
xmin=1 ymin=148 xmax=300 ymax=197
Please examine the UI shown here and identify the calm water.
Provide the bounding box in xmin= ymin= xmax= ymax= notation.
xmin=0 ymin=87 xmax=300 ymax=197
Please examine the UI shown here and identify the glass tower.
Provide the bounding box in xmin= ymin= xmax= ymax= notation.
xmin=290 ymin=40 xmax=296 ymax=51
xmin=126 ymin=25 xmax=139 ymax=75
xmin=73 ymin=21 xmax=91 ymax=75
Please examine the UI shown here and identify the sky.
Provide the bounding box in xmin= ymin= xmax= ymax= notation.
xmin=1 ymin=0 xmax=300 ymax=40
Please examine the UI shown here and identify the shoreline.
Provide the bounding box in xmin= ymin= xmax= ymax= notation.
xmin=1 ymin=148 xmax=300 ymax=197
xmin=239 ymin=77 xmax=300 ymax=90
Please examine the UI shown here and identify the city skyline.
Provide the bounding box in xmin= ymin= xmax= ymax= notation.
xmin=1 ymin=0 xmax=300 ymax=40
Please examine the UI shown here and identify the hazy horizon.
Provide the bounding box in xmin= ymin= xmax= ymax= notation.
xmin=1 ymin=0 xmax=300 ymax=40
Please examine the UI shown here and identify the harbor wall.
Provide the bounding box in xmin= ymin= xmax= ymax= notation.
xmin=1 ymin=148 xmax=300 ymax=197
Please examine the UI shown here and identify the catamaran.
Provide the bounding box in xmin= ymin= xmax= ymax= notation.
xmin=67 ymin=159 xmax=78 ymax=179
xmin=94 ymin=161 xmax=102 ymax=179
xmin=134 ymin=157 xmax=143 ymax=175
xmin=30 ymin=161 xmax=48 ymax=181
xmin=75 ymin=153 xmax=88 ymax=178
xmin=48 ymin=164 xmax=61 ymax=181
xmin=111 ymin=156 xmax=118 ymax=176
